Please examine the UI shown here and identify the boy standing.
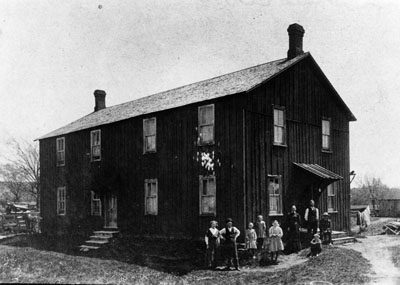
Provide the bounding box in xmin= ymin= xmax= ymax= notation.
xmin=255 ymin=215 xmax=267 ymax=250
xmin=320 ymin=212 xmax=332 ymax=245
xmin=205 ymin=220 xmax=220 ymax=269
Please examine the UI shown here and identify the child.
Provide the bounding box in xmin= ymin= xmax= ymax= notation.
xmin=245 ymin=222 xmax=257 ymax=259
xmin=308 ymin=233 xmax=322 ymax=257
xmin=205 ymin=220 xmax=220 ymax=269
xmin=255 ymin=215 xmax=267 ymax=250
xmin=320 ymin=212 xmax=332 ymax=245
xmin=269 ymin=220 xmax=284 ymax=264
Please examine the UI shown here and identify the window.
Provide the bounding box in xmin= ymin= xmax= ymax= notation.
xmin=268 ymin=175 xmax=282 ymax=215
xmin=199 ymin=175 xmax=216 ymax=215
xmin=91 ymin=130 xmax=101 ymax=161
xmin=91 ymin=191 xmax=102 ymax=216
xmin=56 ymin=137 xmax=65 ymax=166
xmin=57 ymin=186 xmax=66 ymax=215
xmin=143 ymin=118 xmax=156 ymax=153
xmin=198 ymin=104 xmax=214 ymax=145
xmin=273 ymin=107 xmax=286 ymax=145
xmin=327 ymin=182 xmax=337 ymax=212
xmin=145 ymin=179 xmax=158 ymax=215
xmin=322 ymin=119 xmax=331 ymax=151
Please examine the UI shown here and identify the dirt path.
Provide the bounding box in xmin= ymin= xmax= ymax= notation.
xmin=345 ymin=235 xmax=400 ymax=285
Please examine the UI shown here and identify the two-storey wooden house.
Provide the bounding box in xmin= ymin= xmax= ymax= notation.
xmin=38 ymin=24 xmax=356 ymax=238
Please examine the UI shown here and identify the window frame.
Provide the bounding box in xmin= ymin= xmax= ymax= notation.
xmin=322 ymin=118 xmax=332 ymax=152
xmin=327 ymin=182 xmax=337 ymax=212
xmin=143 ymin=117 xmax=157 ymax=153
xmin=56 ymin=137 xmax=65 ymax=166
xmin=199 ymin=175 xmax=217 ymax=216
xmin=57 ymin=186 xmax=66 ymax=216
xmin=90 ymin=129 xmax=101 ymax=161
xmin=268 ymin=175 xmax=283 ymax=215
xmin=198 ymin=104 xmax=215 ymax=145
xmin=273 ymin=106 xmax=286 ymax=146
xmin=91 ymin=191 xmax=102 ymax=216
xmin=144 ymin=179 xmax=158 ymax=215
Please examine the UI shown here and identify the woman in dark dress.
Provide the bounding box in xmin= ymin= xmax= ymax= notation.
xmin=286 ymin=205 xmax=302 ymax=253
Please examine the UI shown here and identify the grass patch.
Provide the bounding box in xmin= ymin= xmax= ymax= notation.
xmin=0 ymin=234 xmax=372 ymax=284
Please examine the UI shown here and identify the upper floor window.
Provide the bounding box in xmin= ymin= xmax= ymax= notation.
xmin=56 ymin=137 xmax=65 ymax=166
xmin=273 ymin=107 xmax=286 ymax=145
xmin=145 ymin=179 xmax=158 ymax=215
xmin=268 ymin=175 xmax=282 ymax=215
xmin=327 ymin=182 xmax=337 ymax=212
xmin=57 ymin=186 xmax=66 ymax=216
xmin=199 ymin=175 xmax=216 ymax=215
xmin=91 ymin=130 xmax=101 ymax=161
xmin=198 ymin=104 xmax=214 ymax=145
xmin=143 ymin=118 xmax=156 ymax=153
xmin=322 ymin=119 xmax=331 ymax=151
xmin=91 ymin=191 xmax=102 ymax=216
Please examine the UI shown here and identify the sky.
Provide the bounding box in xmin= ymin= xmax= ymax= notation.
xmin=0 ymin=0 xmax=399 ymax=187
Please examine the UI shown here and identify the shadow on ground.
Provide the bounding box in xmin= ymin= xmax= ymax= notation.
xmin=0 ymin=233 xmax=280 ymax=275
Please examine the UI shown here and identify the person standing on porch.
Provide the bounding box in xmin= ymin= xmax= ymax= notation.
xmin=304 ymin=200 xmax=319 ymax=237
xmin=255 ymin=215 xmax=267 ymax=250
xmin=286 ymin=205 xmax=302 ymax=253
xmin=219 ymin=218 xmax=241 ymax=271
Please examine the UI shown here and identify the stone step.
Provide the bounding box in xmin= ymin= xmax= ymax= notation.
xmin=90 ymin=235 xmax=111 ymax=240
xmin=93 ymin=230 xmax=119 ymax=236
xmin=85 ymin=239 xmax=109 ymax=245
xmin=79 ymin=245 xmax=100 ymax=252
xmin=332 ymin=236 xmax=356 ymax=245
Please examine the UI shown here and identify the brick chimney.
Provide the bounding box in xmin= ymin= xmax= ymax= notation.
xmin=287 ymin=23 xmax=305 ymax=59
xmin=94 ymin=90 xmax=106 ymax=112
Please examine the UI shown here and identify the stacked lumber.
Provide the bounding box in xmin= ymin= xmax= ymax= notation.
xmin=383 ymin=221 xmax=400 ymax=235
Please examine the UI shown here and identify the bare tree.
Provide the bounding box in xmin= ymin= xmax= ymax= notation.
xmin=0 ymin=138 xmax=39 ymax=205
xmin=351 ymin=175 xmax=389 ymax=215
xmin=0 ymin=164 xmax=30 ymax=202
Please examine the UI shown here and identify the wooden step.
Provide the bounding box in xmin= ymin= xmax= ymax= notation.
xmin=93 ymin=230 xmax=119 ymax=236
xmin=85 ymin=239 xmax=109 ymax=245
xmin=332 ymin=236 xmax=356 ymax=245
xmin=331 ymin=231 xmax=347 ymax=239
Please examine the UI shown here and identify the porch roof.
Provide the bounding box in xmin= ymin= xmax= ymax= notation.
xmin=293 ymin=163 xmax=343 ymax=181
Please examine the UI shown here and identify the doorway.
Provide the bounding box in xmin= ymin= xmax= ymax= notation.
xmin=104 ymin=194 xmax=117 ymax=228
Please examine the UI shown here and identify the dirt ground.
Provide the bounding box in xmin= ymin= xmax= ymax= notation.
xmin=346 ymin=217 xmax=400 ymax=285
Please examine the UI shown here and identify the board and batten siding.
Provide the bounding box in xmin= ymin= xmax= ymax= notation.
xmin=242 ymin=57 xmax=351 ymax=232
xmin=40 ymin=96 xmax=246 ymax=238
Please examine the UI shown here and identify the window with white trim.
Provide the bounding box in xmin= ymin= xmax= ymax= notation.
xmin=91 ymin=130 xmax=101 ymax=161
xmin=56 ymin=137 xmax=65 ymax=166
xmin=143 ymin=118 xmax=156 ymax=153
xmin=327 ymin=182 xmax=337 ymax=212
xmin=57 ymin=186 xmax=66 ymax=216
xmin=199 ymin=175 xmax=216 ymax=215
xmin=145 ymin=179 xmax=158 ymax=215
xmin=268 ymin=175 xmax=282 ymax=215
xmin=322 ymin=119 xmax=331 ymax=151
xmin=273 ymin=107 xmax=286 ymax=145
xmin=91 ymin=191 xmax=102 ymax=216
xmin=198 ymin=104 xmax=214 ymax=145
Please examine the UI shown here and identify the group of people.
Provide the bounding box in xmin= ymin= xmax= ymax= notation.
xmin=204 ymin=199 xmax=333 ymax=270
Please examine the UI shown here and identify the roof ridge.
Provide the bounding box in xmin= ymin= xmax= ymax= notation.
xmin=102 ymin=56 xmax=290 ymax=111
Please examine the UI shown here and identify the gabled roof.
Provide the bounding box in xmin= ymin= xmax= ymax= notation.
xmin=37 ymin=52 xmax=355 ymax=140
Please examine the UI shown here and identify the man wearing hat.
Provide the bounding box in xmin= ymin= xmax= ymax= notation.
xmin=320 ymin=212 xmax=332 ymax=245
xmin=219 ymin=218 xmax=241 ymax=271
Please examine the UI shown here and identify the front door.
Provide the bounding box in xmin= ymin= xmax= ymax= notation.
xmin=105 ymin=194 xmax=117 ymax=228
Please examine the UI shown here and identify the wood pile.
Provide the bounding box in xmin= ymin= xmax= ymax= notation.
xmin=383 ymin=221 xmax=400 ymax=235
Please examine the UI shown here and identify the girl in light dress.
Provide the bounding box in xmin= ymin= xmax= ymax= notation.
xmin=245 ymin=222 xmax=257 ymax=259
xmin=269 ymin=220 xmax=284 ymax=264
